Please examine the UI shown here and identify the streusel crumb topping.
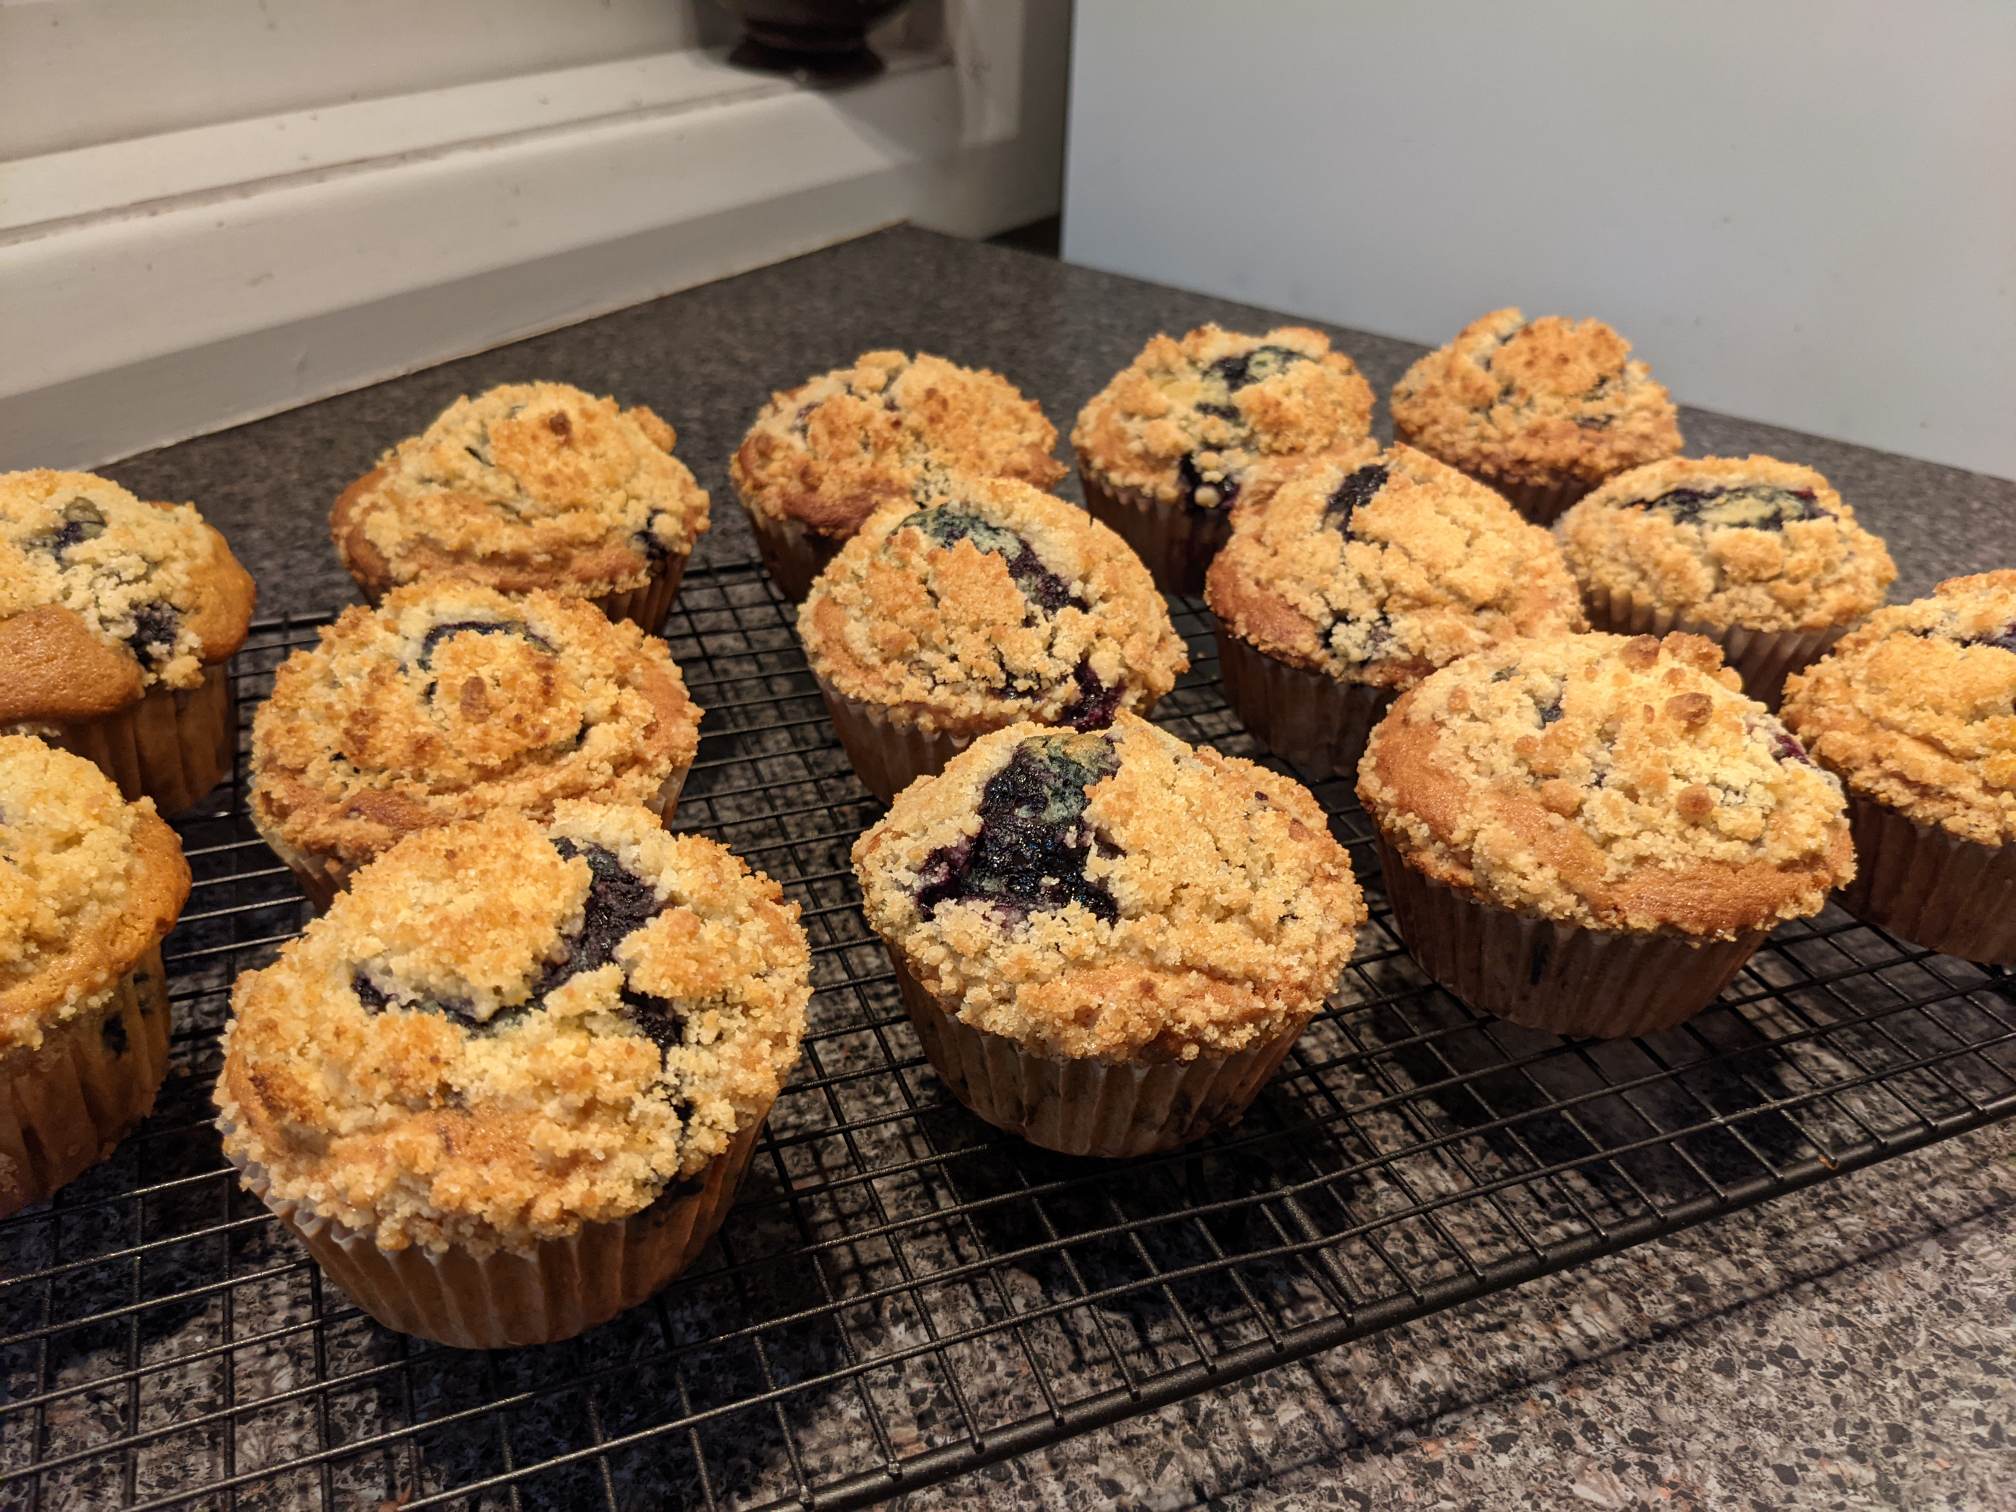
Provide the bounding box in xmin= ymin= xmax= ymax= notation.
xmin=250 ymin=582 xmax=702 ymax=869
xmin=1206 ymin=443 xmax=1586 ymax=689
xmin=1359 ymin=633 xmax=1852 ymax=937
xmin=800 ymin=476 xmax=1187 ymax=733
xmin=1071 ymin=325 xmax=1375 ymax=508
xmin=854 ymin=714 xmax=1363 ymax=1061
xmin=1390 ymin=308 xmax=1682 ymax=487
xmin=218 ymin=803 xmax=810 ymax=1255
xmin=0 ymin=736 xmax=188 ymax=1050
xmin=1782 ymin=571 xmax=2016 ymax=845
xmin=1557 ymin=455 xmax=1896 ymax=631
xmin=338 ymin=383 xmax=710 ymax=595
xmin=731 ymin=351 xmax=1063 ymax=538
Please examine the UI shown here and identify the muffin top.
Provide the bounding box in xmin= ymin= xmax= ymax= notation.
xmin=1782 ymin=571 xmax=2016 ymax=845
xmin=1390 ymin=308 xmax=1682 ymax=487
xmin=854 ymin=714 xmax=1363 ymax=1061
xmin=330 ymin=382 xmax=710 ymax=597
xmin=250 ymin=581 xmax=703 ymax=872
xmin=0 ymin=470 xmax=256 ymax=721
xmin=799 ymin=476 xmax=1187 ymax=734
xmin=0 ymin=736 xmax=189 ymax=1053
xmin=731 ymin=350 xmax=1063 ymax=539
xmin=1205 ymin=443 xmax=1586 ymax=690
xmin=217 ymin=802 xmax=810 ymax=1255
xmin=1557 ymin=455 xmax=1896 ymax=632
xmin=1359 ymin=633 xmax=1853 ymax=937
xmin=1071 ymin=325 xmax=1376 ymax=509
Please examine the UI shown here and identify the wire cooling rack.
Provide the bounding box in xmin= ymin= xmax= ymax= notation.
xmin=2 ymin=561 xmax=2012 ymax=1511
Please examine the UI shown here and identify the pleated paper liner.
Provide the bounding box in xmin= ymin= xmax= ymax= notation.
xmin=747 ymin=508 xmax=846 ymax=603
xmin=352 ymin=551 xmax=690 ymax=635
xmin=1837 ymin=792 xmax=2016 ymax=966
xmin=0 ymin=945 xmax=173 ymax=1217
xmin=1076 ymin=461 xmax=1230 ymax=598
xmin=888 ymin=952 xmax=1306 ymax=1158
xmin=1580 ymin=584 xmax=1846 ymax=710
xmin=225 ymin=1109 xmax=768 ymax=1349
xmin=1389 ymin=420 xmax=1596 ymax=526
xmin=1213 ymin=625 xmax=1396 ymax=783
xmin=32 ymin=664 xmax=235 ymax=818
xmin=1372 ymin=830 xmax=1766 ymax=1039
xmin=813 ymin=675 xmax=1002 ymax=805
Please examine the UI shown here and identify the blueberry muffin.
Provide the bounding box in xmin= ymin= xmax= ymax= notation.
xmin=1391 ymin=308 xmax=1682 ymax=524
xmin=250 ymin=581 xmax=703 ymax=909
xmin=1207 ymin=443 xmax=1586 ymax=780
xmin=732 ymin=351 xmax=1064 ymax=601
xmin=0 ymin=469 xmax=255 ymax=814
xmin=1359 ymin=632 xmax=1852 ymax=1037
xmin=1072 ymin=325 xmax=1376 ymax=594
xmin=331 ymin=382 xmax=710 ymax=630
xmin=799 ymin=475 xmax=1187 ymax=802
xmin=1558 ymin=456 xmax=1896 ymax=707
xmin=1782 ymin=571 xmax=2016 ymax=963
xmin=216 ymin=802 xmax=810 ymax=1347
xmin=1 ymin=736 xmax=189 ymax=1215
xmin=855 ymin=714 xmax=1362 ymax=1156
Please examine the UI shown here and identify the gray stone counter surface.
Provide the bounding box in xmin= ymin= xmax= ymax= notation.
xmin=98 ymin=228 xmax=2015 ymax=1508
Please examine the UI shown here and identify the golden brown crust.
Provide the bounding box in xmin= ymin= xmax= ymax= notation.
xmin=1781 ymin=570 xmax=2016 ymax=844
xmin=853 ymin=714 xmax=1364 ymax=1061
xmin=217 ymin=802 xmax=810 ymax=1255
xmin=1070 ymin=325 xmax=1376 ymax=506
xmin=330 ymin=383 xmax=710 ymax=599
xmin=1204 ymin=443 xmax=1586 ymax=690
xmin=249 ymin=581 xmax=703 ymax=873
xmin=1390 ymin=308 xmax=1682 ymax=488
xmin=730 ymin=351 xmax=1063 ymax=540
xmin=1357 ymin=632 xmax=1853 ymax=938
xmin=0 ymin=736 xmax=189 ymax=1053
xmin=1556 ymin=455 xmax=1896 ymax=632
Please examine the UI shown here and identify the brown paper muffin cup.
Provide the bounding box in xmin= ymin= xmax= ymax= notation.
xmin=30 ymin=664 xmax=236 ymax=818
xmin=1579 ymin=585 xmax=1845 ymax=710
xmin=1373 ymin=830 xmax=1766 ymax=1038
xmin=1835 ymin=793 xmax=2016 ymax=965
xmin=813 ymin=675 xmax=1001 ymax=804
xmin=352 ymin=553 xmax=689 ymax=635
xmin=0 ymin=945 xmax=172 ymax=1217
xmin=1214 ymin=625 xmax=1397 ymax=782
xmin=224 ymin=1108 xmax=767 ymax=1349
xmin=889 ymin=953 xmax=1305 ymax=1158
xmin=747 ymin=509 xmax=845 ymax=603
xmin=1078 ymin=460 xmax=1227 ymax=598
xmin=1390 ymin=420 xmax=1595 ymax=526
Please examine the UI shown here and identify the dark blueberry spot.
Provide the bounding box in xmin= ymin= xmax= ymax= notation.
xmin=632 ymin=524 xmax=669 ymax=565
xmin=1959 ymin=620 xmax=2016 ymax=654
xmin=1538 ymin=699 xmax=1564 ymax=727
xmin=1322 ymin=463 xmax=1389 ymax=534
xmin=1773 ymin=732 xmax=1811 ymax=765
xmin=1575 ymin=415 xmax=1613 ymax=431
xmin=1195 ymin=401 xmax=1241 ymax=422
xmin=618 ymin=986 xmax=688 ymax=1064
xmin=1205 ymin=344 xmax=1311 ymax=391
xmin=350 ymin=970 xmax=515 ymax=1033
xmin=895 ymin=507 xmax=1085 ymax=615
xmin=352 ymin=971 xmax=393 ymax=1012
xmin=1323 ymin=609 xmax=1394 ymax=664
xmin=126 ymin=601 xmax=181 ymax=663
xmin=538 ymin=839 xmax=663 ymax=994
xmin=1058 ymin=659 xmax=1123 ymax=731
xmin=27 ymin=497 xmax=108 ymax=557
xmin=1628 ymin=485 xmax=1827 ymax=528
xmin=915 ymin=735 xmax=1121 ymax=924
xmin=1177 ymin=452 xmax=1239 ymax=510
xmin=642 ymin=1167 xmax=708 ymax=1218
xmin=100 ymin=1012 xmax=129 ymax=1056
xmin=415 ymin=618 xmax=555 ymax=671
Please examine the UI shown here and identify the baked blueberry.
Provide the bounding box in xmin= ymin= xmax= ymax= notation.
xmin=897 ymin=507 xmax=1084 ymax=614
xmin=1321 ymin=462 xmax=1390 ymax=533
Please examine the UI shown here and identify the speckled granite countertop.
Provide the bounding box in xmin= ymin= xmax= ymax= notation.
xmin=101 ymin=227 xmax=2015 ymax=1509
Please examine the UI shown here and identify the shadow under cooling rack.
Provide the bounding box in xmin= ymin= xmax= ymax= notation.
xmin=2 ymin=562 xmax=2011 ymax=1510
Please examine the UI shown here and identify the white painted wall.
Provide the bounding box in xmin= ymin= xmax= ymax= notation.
xmin=1063 ymin=0 xmax=2016 ymax=478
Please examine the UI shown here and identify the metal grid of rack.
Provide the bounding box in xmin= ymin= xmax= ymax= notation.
xmin=2 ymin=561 xmax=2011 ymax=1510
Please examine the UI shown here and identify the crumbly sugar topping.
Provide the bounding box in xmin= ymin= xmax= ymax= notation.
xmin=1390 ymin=308 xmax=1682 ymax=486
xmin=1071 ymin=325 xmax=1376 ymax=507
xmin=1358 ymin=633 xmax=1853 ymax=937
xmin=1557 ymin=455 xmax=1896 ymax=632
xmin=218 ymin=803 xmax=810 ymax=1254
xmin=0 ymin=736 xmax=187 ymax=1050
xmin=1781 ymin=571 xmax=2016 ymax=844
xmin=250 ymin=582 xmax=703 ymax=869
xmin=343 ymin=383 xmax=710 ymax=594
xmin=1205 ymin=443 xmax=1586 ymax=689
xmin=799 ymin=476 xmax=1187 ymax=732
xmin=854 ymin=714 xmax=1364 ymax=1060
xmin=731 ymin=351 xmax=1064 ymax=538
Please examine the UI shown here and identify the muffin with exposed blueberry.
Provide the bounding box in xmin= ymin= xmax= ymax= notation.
xmin=1391 ymin=308 xmax=1681 ymax=524
xmin=1781 ymin=571 xmax=2016 ymax=964
xmin=1207 ymin=443 xmax=1586 ymax=780
xmin=216 ymin=801 xmax=810 ymax=1348
xmin=0 ymin=469 xmax=255 ymax=814
xmin=250 ymin=581 xmax=703 ymax=909
xmin=732 ymin=350 xmax=1064 ymax=601
xmin=1558 ymin=455 xmax=1896 ymax=707
xmin=0 ymin=735 xmax=189 ymax=1215
xmin=331 ymin=382 xmax=710 ymax=630
xmin=854 ymin=713 xmax=1363 ymax=1156
xmin=799 ymin=475 xmax=1187 ymax=802
xmin=1359 ymin=632 xmax=1852 ymax=1037
xmin=1071 ymin=325 xmax=1376 ymax=595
